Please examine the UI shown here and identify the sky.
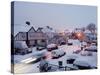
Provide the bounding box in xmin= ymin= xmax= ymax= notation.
xmin=13 ymin=1 xmax=97 ymax=35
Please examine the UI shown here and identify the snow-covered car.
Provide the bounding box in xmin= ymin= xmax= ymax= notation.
xmin=47 ymin=44 xmax=58 ymax=51
xmin=67 ymin=39 xmax=73 ymax=45
xmin=73 ymin=60 xmax=91 ymax=69
xmin=60 ymin=41 xmax=66 ymax=45
xmin=80 ymin=43 xmax=97 ymax=56
xmin=73 ymin=49 xmax=82 ymax=54
xmin=80 ymin=50 xmax=92 ymax=56
xmin=36 ymin=46 xmax=46 ymax=50
xmin=85 ymin=43 xmax=97 ymax=52
xmin=81 ymin=41 xmax=87 ymax=48
xmin=51 ymin=50 xmax=66 ymax=59
xmin=14 ymin=41 xmax=32 ymax=55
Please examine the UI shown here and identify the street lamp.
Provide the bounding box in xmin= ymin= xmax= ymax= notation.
xmin=26 ymin=21 xmax=30 ymax=25
xmin=76 ymin=32 xmax=85 ymax=50
xmin=76 ymin=33 xmax=81 ymax=38
xmin=25 ymin=21 xmax=31 ymax=47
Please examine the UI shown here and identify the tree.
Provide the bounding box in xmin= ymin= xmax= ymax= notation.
xmin=37 ymin=27 xmax=43 ymax=32
xmin=81 ymin=27 xmax=85 ymax=32
xmin=86 ymin=23 xmax=96 ymax=33
xmin=38 ymin=27 xmax=43 ymax=30
xmin=46 ymin=26 xmax=53 ymax=30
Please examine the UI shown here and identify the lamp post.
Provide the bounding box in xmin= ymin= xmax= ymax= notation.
xmin=25 ymin=21 xmax=31 ymax=47
xmin=76 ymin=32 xmax=84 ymax=50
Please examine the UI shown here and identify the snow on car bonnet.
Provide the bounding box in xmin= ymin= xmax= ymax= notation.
xmin=47 ymin=44 xmax=57 ymax=48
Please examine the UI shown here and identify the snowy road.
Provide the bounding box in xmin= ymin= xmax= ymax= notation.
xmin=13 ymin=40 xmax=97 ymax=74
xmin=14 ymin=63 xmax=40 ymax=74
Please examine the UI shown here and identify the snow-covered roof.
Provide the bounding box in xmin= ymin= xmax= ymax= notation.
xmin=14 ymin=25 xmax=32 ymax=36
xmin=14 ymin=25 xmax=56 ymax=37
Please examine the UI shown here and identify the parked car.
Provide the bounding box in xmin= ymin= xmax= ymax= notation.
xmin=60 ymin=41 xmax=66 ymax=45
xmin=14 ymin=41 xmax=32 ymax=55
xmin=36 ymin=46 xmax=46 ymax=51
xmin=73 ymin=49 xmax=82 ymax=54
xmin=47 ymin=44 xmax=58 ymax=51
xmin=81 ymin=41 xmax=87 ymax=48
xmin=67 ymin=39 xmax=73 ymax=45
xmin=51 ymin=50 xmax=66 ymax=59
xmin=80 ymin=43 xmax=97 ymax=56
xmin=73 ymin=58 xmax=93 ymax=69
xmin=80 ymin=50 xmax=92 ymax=56
xmin=85 ymin=43 xmax=97 ymax=52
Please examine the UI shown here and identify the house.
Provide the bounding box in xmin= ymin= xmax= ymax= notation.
xmin=14 ymin=32 xmax=27 ymax=41
xmin=14 ymin=26 xmax=47 ymax=48
xmin=28 ymin=27 xmax=47 ymax=47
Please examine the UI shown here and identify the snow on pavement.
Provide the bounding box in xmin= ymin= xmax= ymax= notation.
xmin=13 ymin=39 xmax=97 ymax=73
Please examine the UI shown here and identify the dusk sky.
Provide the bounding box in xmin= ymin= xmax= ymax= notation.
xmin=13 ymin=1 xmax=97 ymax=35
